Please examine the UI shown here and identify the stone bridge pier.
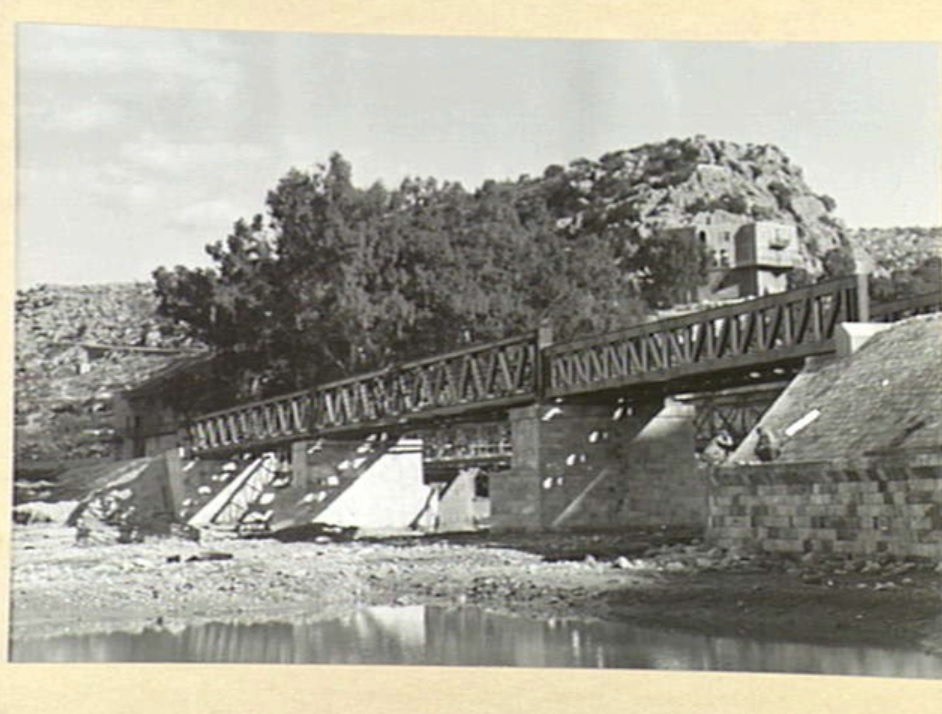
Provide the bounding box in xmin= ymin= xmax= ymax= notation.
xmin=491 ymin=397 xmax=705 ymax=531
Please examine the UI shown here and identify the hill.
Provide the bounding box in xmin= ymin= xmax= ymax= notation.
xmin=14 ymin=136 xmax=938 ymax=469
xmin=524 ymin=135 xmax=847 ymax=267
xmin=14 ymin=283 xmax=202 ymax=467
xmin=152 ymin=136 xmax=861 ymax=399
xmin=848 ymin=226 xmax=941 ymax=275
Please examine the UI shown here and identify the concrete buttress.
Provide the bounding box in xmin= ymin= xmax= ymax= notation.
xmin=492 ymin=398 xmax=705 ymax=531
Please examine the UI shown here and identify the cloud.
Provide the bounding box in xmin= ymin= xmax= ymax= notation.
xmin=18 ymin=24 xmax=245 ymax=112
xmin=175 ymin=198 xmax=244 ymax=228
xmin=18 ymin=162 xmax=159 ymax=207
xmin=42 ymin=102 xmax=126 ymax=132
xmin=120 ymin=134 xmax=272 ymax=173
xmin=20 ymin=25 xmax=239 ymax=83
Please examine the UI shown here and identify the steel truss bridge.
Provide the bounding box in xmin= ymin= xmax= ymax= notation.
xmin=188 ymin=276 xmax=941 ymax=457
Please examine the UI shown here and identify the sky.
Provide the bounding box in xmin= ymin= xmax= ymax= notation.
xmin=15 ymin=25 xmax=941 ymax=287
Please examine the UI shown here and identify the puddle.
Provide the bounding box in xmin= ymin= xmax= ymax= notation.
xmin=11 ymin=605 xmax=942 ymax=678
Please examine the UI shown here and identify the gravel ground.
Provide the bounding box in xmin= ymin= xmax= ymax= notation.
xmin=10 ymin=523 xmax=942 ymax=655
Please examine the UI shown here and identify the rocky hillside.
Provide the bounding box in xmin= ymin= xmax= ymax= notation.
xmin=848 ymin=227 xmax=941 ymax=276
xmin=528 ymin=136 xmax=848 ymax=269
xmin=14 ymin=283 xmax=203 ymax=466
xmin=13 ymin=137 xmax=937 ymax=469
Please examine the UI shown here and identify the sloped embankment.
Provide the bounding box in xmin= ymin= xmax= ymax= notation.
xmin=734 ymin=314 xmax=941 ymax=461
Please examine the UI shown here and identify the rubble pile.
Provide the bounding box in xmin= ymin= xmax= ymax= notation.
xmin=67 ymin=457 xmax=181 ymax=545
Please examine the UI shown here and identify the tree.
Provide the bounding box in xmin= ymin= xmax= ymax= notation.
xmin=786 ymin=267 xmax=815 ymax=290
xmin=154 ymin=153 xmax=650 ymax=406
xmin=819 ymin=194 xmax=838 ymax=212
xmin=820 ymin=246 xmax=856 ymax=280
xmin=627 ymin=233 xmax=711 ymax=308
xmin=870 ymin=255 xmax=942 ymax=302
xmin=768 ymin=181 xmax=793 ymax=211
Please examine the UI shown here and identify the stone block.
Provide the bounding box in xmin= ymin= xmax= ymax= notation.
xmin=765 ymin=539 xmax=803 ymax=553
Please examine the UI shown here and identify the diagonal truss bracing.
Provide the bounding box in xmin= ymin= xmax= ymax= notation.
xmin=544 ymin=275 xmax=866 ymax=398
xmin=190 ymin=334 xmax=538 ymax=453
xmin=187 ymin=275 xmax=931 ymax=456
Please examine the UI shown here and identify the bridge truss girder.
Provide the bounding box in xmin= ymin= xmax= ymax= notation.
xmin=186 ymin=277 xmax=940 ymax=458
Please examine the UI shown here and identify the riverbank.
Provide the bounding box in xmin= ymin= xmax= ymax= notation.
xmin=9 ymin=523 xmax=942 ymax=657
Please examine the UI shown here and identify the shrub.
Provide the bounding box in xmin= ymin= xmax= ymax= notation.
xmin=819 ymin=194 xmax=837 ymax=212
xmin=768 ymin=181 xmax=793 ymax=211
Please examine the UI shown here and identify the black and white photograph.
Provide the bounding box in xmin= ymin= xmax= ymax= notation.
xmin=8 ymin=19 xmax=942 ymax=683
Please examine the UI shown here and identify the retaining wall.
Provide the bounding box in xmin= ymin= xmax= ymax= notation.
xmin=708 ymin=451 xmax=942 ymax=559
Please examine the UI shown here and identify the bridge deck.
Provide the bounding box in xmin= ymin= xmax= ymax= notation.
xmin=546 ymin=276 xmax=864 ymax=399
xmin=187 ymin=277 xmax=940 ymax=456
xmin=190 ymin=332 xmax=537 ymax=454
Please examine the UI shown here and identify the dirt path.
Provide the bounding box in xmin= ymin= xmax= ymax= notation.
xmin=10 ymin=524 xmax=942 ymax=655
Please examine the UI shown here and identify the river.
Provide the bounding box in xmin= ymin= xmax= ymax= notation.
xmin=11 ymin=605 xmax=942 ymax=678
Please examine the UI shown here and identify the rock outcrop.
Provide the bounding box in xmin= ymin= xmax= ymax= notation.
xmin=530 ymin=135 xmax=849 ymax=270
xmin=14 ymin=283 xmax=201 ymax=466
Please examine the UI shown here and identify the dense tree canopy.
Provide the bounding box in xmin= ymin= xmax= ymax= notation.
xmin=154 ymin=154 xmax=653 ymax=405
xmin=869 ymin=255 xmax=942 ymax=302
xmin=626 ymin=233 xmax=711 ymax=307
xmin=153 ymin=149 xmax=938 ymax=412
xmin=814 ymin=245 xmax=941 ymax=303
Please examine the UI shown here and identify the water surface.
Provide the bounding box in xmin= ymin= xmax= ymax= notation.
xmin=11 ymin=605 xmax=942 ymax=678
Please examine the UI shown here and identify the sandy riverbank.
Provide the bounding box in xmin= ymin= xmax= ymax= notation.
xmin=9 ymin=523 xmax=942 ymax=655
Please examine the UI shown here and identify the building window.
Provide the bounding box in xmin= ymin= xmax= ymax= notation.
xmin=769 ymin=231 xmax=790 ymax=250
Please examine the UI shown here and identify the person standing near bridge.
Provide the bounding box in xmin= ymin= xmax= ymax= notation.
xmin=754 ymin=427 xmax=781 ymax=462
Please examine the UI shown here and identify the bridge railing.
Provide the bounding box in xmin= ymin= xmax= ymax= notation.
xmin=544 ymin=275 xmax=866 ymax=398
xmin=188 ymin=333 xmax=538 ymax=453
xmin=190 ymin=389 xmax=315 ymax=453
xmin=188 ymin=274 xmax=940 ymax=455
xmin=310 ymin=332 xmax=539 ymax=431
xmin=870 ymin=290 xmax=942 ymax=322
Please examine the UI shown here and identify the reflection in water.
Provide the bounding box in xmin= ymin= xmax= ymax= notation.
xmin=11 ymin=605 xmax=942 ymax=678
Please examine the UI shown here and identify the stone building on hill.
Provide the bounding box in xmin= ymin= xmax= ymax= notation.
xmin=660 ymin=219 xmax=801 ymax=301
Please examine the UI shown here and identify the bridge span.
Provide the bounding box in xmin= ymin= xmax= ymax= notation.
xmin=167 ymin=275 xmax=942 ymax=534
xmin=189 ymin=275 xmax=939 ymax=457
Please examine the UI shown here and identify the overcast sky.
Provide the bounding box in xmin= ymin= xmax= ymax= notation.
xmin=15 ymin=26 xmax=941 ymax=287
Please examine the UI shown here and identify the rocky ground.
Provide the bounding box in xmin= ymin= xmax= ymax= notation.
xmin=14 ymin=283 xmax=199 ymax=465
xmin=850 ymin=226 xmax=941 ymax=276
xmin=10 ymin=521 xmax=942 ymax=656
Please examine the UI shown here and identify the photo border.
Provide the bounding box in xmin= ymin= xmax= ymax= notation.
xmin=2 ymin=1 xmax=941 ymax=711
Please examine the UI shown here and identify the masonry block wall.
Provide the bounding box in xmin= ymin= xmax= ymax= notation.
xmin=708 ymin=452 xmax=942 ymax=559
xmin=491 ymin=398 xmax=704 ymax=531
